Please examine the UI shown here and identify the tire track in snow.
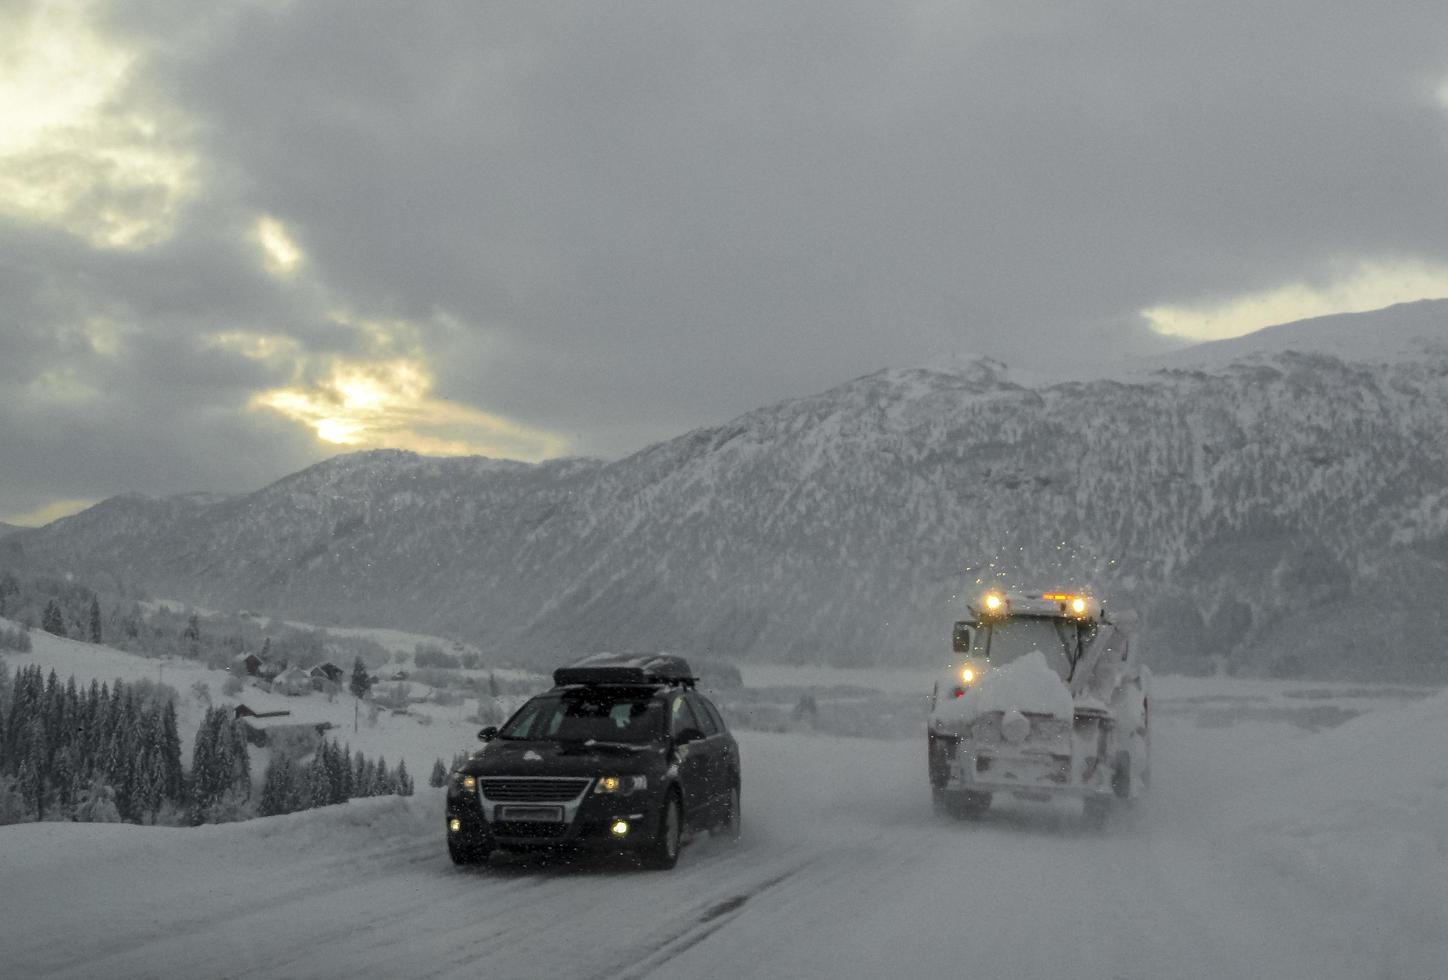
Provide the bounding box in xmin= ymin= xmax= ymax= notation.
xmin=587 ymin=860 xmax=816 ymax=980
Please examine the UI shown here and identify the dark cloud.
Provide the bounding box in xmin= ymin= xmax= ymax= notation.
xmin=6 ymin=0 xmax=1448 ymax=516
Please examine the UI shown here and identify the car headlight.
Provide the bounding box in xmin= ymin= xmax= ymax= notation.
xmin=594 ymin=775 xmax=647 ymax=795
xmin=453 ymin=773 xmax=476 ymax=792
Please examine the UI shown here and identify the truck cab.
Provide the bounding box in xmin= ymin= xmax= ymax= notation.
xmin=927 ymin=590 xmax=1149 ymax=825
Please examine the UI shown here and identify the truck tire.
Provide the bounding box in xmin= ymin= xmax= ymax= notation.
xmin=938 ymin=790 xmax=991 ymax=820
xmin=1111 ymin=750 xmax=1132 ymax=800
xmin=1083 ymin=794 xmax=1112 ymax=830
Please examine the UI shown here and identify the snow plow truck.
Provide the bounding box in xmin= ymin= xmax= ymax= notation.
xmin=927 ymin=590 xmax=1149 ymax=825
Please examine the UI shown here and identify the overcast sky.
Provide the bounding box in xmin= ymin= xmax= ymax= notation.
xmin=4 ymin=0 xmax=1448 ymax=525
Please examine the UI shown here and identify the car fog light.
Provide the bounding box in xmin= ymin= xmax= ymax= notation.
xmin=449 ymin=818 xmax=461 ymax=833
xmin=610 ymin=819 xmax=630 ymax=837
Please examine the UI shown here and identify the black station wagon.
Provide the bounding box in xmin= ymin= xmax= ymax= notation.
xmin=445 ymin=653 xmax=741 ymax=869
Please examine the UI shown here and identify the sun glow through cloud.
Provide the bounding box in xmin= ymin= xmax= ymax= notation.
xmin=0 ymin=0 xmax=196 ymax=248
xmin=246 ymin=349 xmax=568 ymax=461
xmin=1142 ymin=260 xmax=1448 ymax=341
xmin=1 ymin=498 xmax=96 ymax=528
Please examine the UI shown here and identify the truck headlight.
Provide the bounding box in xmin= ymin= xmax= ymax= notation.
xmin=453 ymin=774 xmax=476 ymax=792
xmin=960 ymin=666 xmax=976 ymax=684
xmin=594 ymin=775 xmax=647 ymax=795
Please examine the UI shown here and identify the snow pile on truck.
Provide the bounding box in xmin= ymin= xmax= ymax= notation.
xmin=927 ymin=589 xmax=1149 ymax=824
xmin=931 ymin=651 xmax=1074 ymax=725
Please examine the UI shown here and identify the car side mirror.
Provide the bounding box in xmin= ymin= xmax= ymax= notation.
xmin=477 ymin=726 xmax=499 ymax=742
xmin=676 ymin=727 xmax=705 ymax=745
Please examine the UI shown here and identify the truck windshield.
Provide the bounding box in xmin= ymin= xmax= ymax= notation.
xmin=977 ymin=617 xmax=1084 ymax=681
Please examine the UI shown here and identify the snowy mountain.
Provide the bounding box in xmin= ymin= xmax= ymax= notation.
xmin=7 ymin=303 xmax=1448 ymax=677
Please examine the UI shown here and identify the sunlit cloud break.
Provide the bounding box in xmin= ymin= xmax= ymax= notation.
xmin=252 ymin=357 xmax=569 ymax=461
xmin=1142 ymin=260 xmax=1448 ymax=341
xmin=0 ymin=0 xmax=196 ymax=249
xmin=255 ymin=215 xmax=304 ymax=276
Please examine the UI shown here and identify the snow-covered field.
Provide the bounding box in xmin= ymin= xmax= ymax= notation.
xmin=3 ymin=635 xmax=1445 ymax=978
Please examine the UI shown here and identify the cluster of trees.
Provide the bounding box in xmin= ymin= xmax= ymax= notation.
xmin=0 ymin=571 xmax=103 ymax=644
xmin=0 ymin=568 xmax=394 ymax=678
xmin=0 ymin=666 xmax=185 ymax=824
xmin=258 ymin=740 xmax=413 ymax=817
xmin=188 ymin=707 xmax=253 ymax=823
xmin=428 ymin=752 xmax=471 ymax=788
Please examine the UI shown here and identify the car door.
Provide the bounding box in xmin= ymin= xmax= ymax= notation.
xmin=693 ymin=692 xmax=738 ymax=792
xmin=684 ymin=691 xmax=727 ymax=817
xmin=668 ymin=693 xmax=714 ymax=828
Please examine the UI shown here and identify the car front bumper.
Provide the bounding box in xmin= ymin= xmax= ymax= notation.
xmin=446 ymin=785 xmax=664 ymax=851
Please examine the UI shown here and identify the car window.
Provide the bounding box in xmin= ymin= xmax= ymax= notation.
xmin=670 ymin=694 xmax=702 ymax=737
xmin=501 ymin=693 xmax=664 ymax=743
xmin=700 ymin=696 xmax=729 ymax=733
xmin=686 ymin=692 xmax=719 ymax=736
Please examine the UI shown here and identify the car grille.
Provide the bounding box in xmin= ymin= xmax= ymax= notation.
xmin=480 ymin=777 xmax=590 ymax=803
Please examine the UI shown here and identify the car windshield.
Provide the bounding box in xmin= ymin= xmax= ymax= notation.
xmin=499 ymin=691 xmax=664 ymax=744
xmin=977 ymin=617 xmax=1088 ymax=681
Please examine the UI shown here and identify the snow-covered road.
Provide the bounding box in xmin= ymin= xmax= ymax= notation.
xmin=5 ymin=698 xmax=1446 ymax=980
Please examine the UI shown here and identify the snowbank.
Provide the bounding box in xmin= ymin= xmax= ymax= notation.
xmin=1218 ymin=687 xmax=1448 ymax=976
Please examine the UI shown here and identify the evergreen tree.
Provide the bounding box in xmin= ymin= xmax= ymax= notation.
xmin=338 ymin=742 xmax=354 ymax=801
xmin=42 ymin=600 xmax=65 ymax=637
xmin=429 ymin=758 xmax=448 ymax=788
xmin=52 ymin=745 xmax=76 ymax=816
xmin=352 ymin=750 xmax=367 ymax=799
xmin=305 ymin=752 xmax=328 ymax=810
xmin=183 ymin=613 xmax=201 ymax=657
xmin=258 ymin=754 xmax=294 ymax=816
xmin=21 ymin=720 xmax=46 ymax=819
xmin=88 ymin=597 xmax=102 ymax=644
xmin=396 ymin=759 xmax=413 ymax=797
xmin=349 ymin=657 xmax=371 ymax=734
xmin=160 ymin=700 xmax=184 ymax=804
xmin=371 ymin=755 xmax=391 ymax=796
xmin=188 ymin=708 xmax=221 ymax=823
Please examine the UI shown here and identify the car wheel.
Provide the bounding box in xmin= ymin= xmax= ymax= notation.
xmin=718 ymin=783 xmax=742 ymax=842
xmin=641 ymin=792 xmax=682 ymax=870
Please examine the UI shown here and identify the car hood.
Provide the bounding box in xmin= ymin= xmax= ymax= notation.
xmin=462 ymin=739 xmax=666 ymax=778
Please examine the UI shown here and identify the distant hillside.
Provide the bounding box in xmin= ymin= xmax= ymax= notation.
xmin=0 ymin=522 xmax=24 ymax=539
xmin=9 ymin=304 xmax=1448 ymax=680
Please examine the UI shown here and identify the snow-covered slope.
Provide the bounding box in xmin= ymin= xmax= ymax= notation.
xmin=8 ymin=305 xmax=1448 ymax=676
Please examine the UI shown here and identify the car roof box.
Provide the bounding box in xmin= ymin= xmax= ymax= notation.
xmin=553 ymin=652 xmax=697 ymax=689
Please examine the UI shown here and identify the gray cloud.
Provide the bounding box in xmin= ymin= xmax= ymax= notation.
xmin=5 ymin=0 xmax=1448 ymax=518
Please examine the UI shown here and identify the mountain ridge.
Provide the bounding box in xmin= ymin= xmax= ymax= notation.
xmin=7 ymin=304 xmax=1448 ymax=678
